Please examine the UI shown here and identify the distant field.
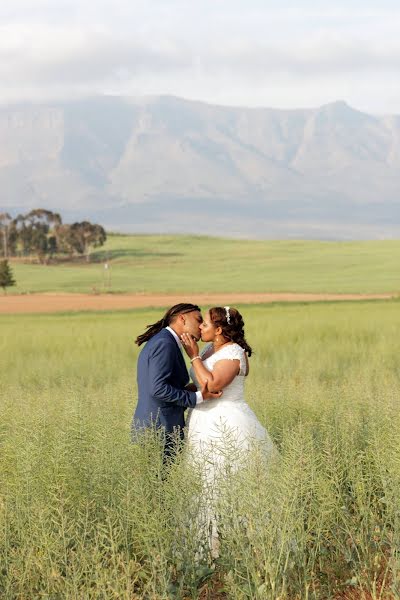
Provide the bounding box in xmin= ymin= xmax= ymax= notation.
xmin=2 ymin=302 xmax=400 ymax=598
xmin=9 ymin=234 xmax=400 ymax=294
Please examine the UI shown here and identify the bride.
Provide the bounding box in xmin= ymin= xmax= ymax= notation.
xmin=181 ymin=305 xmax=273 ymax=453
xmin=180 ymin=306 xmax=274 ymax=556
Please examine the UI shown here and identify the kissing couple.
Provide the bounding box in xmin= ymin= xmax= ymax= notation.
xmin=132 ymin=302 xmax=275 ymax=558
xmin=131 ymin=302 xmax=273 ymax=461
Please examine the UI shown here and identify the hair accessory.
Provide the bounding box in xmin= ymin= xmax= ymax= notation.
xmin=224 ymin=306 xmax=231 ymax=324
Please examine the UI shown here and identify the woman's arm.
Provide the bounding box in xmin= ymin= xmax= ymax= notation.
xmin=181 ymin=333 xmax=240 ymax=392
xmin=191 ymin=357 xmax=239 ymax=392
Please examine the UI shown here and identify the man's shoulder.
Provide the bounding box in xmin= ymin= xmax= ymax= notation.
xmin=152 ymin=328 xmax=175 ymax=342
xmin=145 ymin=329 xmax=177 ymax=350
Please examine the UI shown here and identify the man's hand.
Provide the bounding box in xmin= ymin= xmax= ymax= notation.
xmin=201 ymin=379 xmax=222 ymax=401
xmin=185 ymin=383 xmax=197 ymax=392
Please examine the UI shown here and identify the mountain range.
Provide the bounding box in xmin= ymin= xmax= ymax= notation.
xmin=1 ymin=95 xmax=399 ymax=239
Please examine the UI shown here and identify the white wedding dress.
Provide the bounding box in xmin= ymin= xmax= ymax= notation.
xmin=187 ymin=342 xmax=273 ymax=462
xmin=186 ymin=343 xmax=274 ymax=557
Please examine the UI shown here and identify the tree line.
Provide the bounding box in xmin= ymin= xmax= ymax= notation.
xmin=0 ymin=209 xmax=106 ymax=263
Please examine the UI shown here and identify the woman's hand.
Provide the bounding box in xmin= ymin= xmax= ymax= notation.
xmin=180 ymin=332 xmax=199 ymax=360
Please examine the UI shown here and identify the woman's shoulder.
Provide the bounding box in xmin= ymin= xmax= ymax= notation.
xmin=217 ymin=343 xmax=245 ymax=360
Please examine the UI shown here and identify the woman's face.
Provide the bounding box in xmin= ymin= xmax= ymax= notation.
xmin=199 ymin=311 xmax=217 ymax=342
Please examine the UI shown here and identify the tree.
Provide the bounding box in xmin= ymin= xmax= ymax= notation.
xmin=7 ymin=220 xmax=18 ymax=256
xmin=0 ymin=210 xmax=107 ymax=263
xmin=0 ymin=212 xmax=12 ymax=258
xmin=54 ymin=224 xmax=76 ymax=258
xmin=13 ymin=209 xmax=62 ymax=263
xmin=0 ymin=260 xmax=16 ymax=294
xmin=70 ymin=221 xmax=107 ymax=262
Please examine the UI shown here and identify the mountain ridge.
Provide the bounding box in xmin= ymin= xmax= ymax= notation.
xmin=1 ymin=95 xmax=399 ymax=239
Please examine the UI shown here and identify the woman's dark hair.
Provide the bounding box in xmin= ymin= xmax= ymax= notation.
xmin=135 ymin=303 xmax=201 ymax=346
xmin=209 ymin=306 xmax=252 ymax=356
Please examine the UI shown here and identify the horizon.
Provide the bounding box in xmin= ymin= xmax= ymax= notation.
xmin=0 ymin=93 xmax=396 ymax=118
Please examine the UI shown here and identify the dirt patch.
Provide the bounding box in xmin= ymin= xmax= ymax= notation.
xmin=0 ymin=292 xmax=395 ymax=315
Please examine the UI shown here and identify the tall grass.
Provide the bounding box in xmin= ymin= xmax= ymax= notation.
xmin=1 ymin=301 xmax=400 ymax=598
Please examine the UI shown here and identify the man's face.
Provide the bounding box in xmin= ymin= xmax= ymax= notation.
xmin=182 ymin=310 xmax=203 ymax=341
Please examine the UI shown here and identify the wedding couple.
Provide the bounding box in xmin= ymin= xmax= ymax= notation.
xmin=132 ymin=302 xmax=273 ymax=462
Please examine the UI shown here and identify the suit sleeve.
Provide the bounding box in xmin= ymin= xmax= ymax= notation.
xmin=148 ymin=341 xmax=197 ymax=408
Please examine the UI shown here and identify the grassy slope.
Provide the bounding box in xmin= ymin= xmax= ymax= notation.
xmin=9 ymin=234 xmax=400 ymax=294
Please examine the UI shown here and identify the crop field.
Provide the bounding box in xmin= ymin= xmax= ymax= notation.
xmin=9 ymin=234 xmax=400 ymax=295
xmin=1 ymin=300 xmax=400 ymax=598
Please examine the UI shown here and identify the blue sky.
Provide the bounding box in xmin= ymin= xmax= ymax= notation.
xmin=0 ymin=0 xmax=399 ymax=113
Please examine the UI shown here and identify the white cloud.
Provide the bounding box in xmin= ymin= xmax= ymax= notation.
xmin=0 ymin=24 xmax=191 ymax=83
xmin=0 ymin=1 xmax=399 ymax=113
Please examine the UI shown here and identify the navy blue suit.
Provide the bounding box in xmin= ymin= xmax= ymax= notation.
xmin=132 ymin=329 xmax=197 ymax=443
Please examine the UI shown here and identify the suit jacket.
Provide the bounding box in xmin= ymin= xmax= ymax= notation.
xmin=132 ymin=328 xmax=197 ymax=437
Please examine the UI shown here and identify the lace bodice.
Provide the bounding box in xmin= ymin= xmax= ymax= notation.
xmin=189 ymin=342 xmax=247 ymax=405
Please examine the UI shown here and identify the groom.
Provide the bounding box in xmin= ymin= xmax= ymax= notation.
xmin=132 ymin=303 xmax=221 ymax=456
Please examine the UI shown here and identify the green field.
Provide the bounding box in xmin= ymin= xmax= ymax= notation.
xmin=9 ymin=234 xmax=400 ymax=294
xmin=2 ymin=301 xmax=400 ymax=598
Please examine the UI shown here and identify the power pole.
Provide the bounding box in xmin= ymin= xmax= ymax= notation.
xmin=103 ymin=252 xmax=111 ymax=291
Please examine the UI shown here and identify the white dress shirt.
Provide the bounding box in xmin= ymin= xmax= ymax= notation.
xmin=165 ymin=327 xmax=203 ymax=404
